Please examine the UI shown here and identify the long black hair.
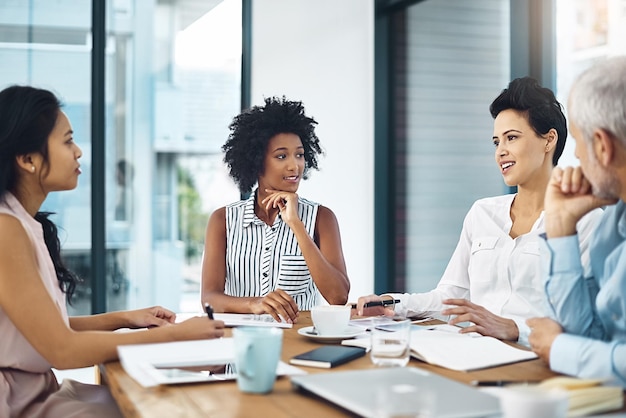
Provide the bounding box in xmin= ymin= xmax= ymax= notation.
xmin=0 ymin=85 xmax=80 ymax=301
xmin=222 ymin=96 xmax=323 ymax=194
xmin=490 ymin=77 xmax=567 ymax=166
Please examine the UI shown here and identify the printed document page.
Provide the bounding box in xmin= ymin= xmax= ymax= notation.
xmin=118 ymin=338 xmax=304 ymax=387
xmin=175 ymin=312 xmax=293 ymax=328
xmin=343 ymin=327 xmax=537 ymax=371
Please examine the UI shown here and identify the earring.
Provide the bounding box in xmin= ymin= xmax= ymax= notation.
xmin=31 ymin=166 xmax=35 ymax=172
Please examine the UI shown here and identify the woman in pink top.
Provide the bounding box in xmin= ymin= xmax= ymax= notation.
xmin=0 ymin=85 xmax=225 ymax=417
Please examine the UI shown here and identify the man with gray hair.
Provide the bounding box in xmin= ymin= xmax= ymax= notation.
xmin=527 ymin=56 xmax=626 ymax=387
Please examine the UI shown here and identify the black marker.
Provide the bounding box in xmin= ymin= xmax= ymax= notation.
xmin=470 ymin=380 xmax=538 ymax=387
xmin=350 ymin=299 xmax=401 ymax=309
xmin=204 ymin=302 xmax=214 ymax=320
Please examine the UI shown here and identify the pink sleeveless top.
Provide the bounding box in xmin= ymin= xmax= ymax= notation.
xmin=0 ymin=192 xmax=69 ymax=372
xmin=0 ymin=193 xmax=121 ymax=417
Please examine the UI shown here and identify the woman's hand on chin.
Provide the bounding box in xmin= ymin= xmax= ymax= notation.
xmin=262 ymin=189 xmax=300 ymax=225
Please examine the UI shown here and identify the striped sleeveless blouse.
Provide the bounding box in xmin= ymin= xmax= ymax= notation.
xmin=224 ymin=191 xmax=320 ymax=310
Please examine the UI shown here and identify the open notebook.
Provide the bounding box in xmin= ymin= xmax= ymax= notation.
xmin=342 ymin=325 xmax=537 ymax=371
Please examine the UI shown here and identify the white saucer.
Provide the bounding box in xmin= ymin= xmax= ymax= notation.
xmin=297 ymin=325 xmax=365 ymax=342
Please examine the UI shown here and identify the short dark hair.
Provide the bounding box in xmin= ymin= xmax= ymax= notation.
xmin=490 ymin=77 xmax=567 ymax=166
xmin=222 ymin=96 xmax=323 ymax=194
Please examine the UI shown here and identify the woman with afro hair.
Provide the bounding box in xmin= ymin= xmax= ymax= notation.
xmin=201 ymin=97 xmax=350 ymax=323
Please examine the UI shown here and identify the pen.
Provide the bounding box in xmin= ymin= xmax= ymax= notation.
xmin=204 ymin=302 xmax=214 ymax=320
xmin=470 ymin=380 xmax=538 ymax=387
xmin=350 ymin=299 xmax=401 ymax=309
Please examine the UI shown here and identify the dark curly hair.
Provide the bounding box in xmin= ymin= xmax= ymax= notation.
xmin=223 ymin=96 xmax=323 ymax=194
xmin=490 ymin=77 xmax=567 ymax=166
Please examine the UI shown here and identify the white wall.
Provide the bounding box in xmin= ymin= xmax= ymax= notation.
xmin=251 ymin=0 xmax=375 ymax=302
xmin=403 ymin=0 xmax=510 ymax=292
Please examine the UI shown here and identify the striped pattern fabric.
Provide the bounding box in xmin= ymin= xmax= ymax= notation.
xmin=224 ymin=191 xmax=320 ymax=310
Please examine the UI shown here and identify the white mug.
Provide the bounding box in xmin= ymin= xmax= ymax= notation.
xmin=499 ymin=386 xmax=569 ymax=418
xmin=311 ymin=305 xmax=351 ymax=335
xmin=233 ymin=327 xmax=283 ymax=394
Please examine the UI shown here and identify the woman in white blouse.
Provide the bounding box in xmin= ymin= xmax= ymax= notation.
xmin=355 ymin=77 xmax=602 ymax=345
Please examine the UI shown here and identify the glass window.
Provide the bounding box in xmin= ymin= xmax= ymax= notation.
xmin=105 ymin=0 xmax=241 ymax=314
xmin=0 ymin=0 xmax=242 ymax=315
xmin=0 ymin=0 xmax=94 ymax=313
xmin=556 ymin=0 xmax=626 ymax=166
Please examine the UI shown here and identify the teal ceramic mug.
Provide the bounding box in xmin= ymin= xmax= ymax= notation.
xmin=233 ymin=327 xmax=283 ymax=394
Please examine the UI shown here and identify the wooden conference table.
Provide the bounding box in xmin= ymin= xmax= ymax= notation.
xmin=100 ymin=313 xmax=623 ymax=417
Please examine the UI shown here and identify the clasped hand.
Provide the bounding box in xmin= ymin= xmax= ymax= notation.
xmin=527 ymin=317 xmax=563 ymax=365
xmin=545 ymin=166 xmax=617 ymax=237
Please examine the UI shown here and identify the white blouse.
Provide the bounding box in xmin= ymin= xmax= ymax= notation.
xmin=389 ymin=193 xmax=602 ymax=345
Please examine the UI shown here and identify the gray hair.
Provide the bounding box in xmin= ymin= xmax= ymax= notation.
xmin=568 ymin=56 xmax=626 ymax=148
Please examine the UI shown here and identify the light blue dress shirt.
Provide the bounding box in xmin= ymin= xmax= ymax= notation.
xmin=542 ymin=200 xmax=626 ymax=387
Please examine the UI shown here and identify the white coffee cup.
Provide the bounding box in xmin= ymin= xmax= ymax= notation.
xmin=499 ymin=386 xmax=569 ymax=418
xmin=311 ymin=305 xmax=351 ymax=335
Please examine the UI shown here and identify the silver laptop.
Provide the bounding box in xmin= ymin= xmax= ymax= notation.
xmin=291 ymin=367 xmax=501 ymax=418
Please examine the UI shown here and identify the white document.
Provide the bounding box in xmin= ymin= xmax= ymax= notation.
xmin=348 ymin=316 xmax=398 ymax=331
xmin=117 ymin=338 xmax=304 ymax=387
xmin=213 ymin=313 xmax=293 ymax=328
xmin=175 ymin=312 xmax=293 ymax=328
xmin=117 ymin=338 xmax=235 ymax=387
xmin=342 ymin=328 xmax=537 ymax=372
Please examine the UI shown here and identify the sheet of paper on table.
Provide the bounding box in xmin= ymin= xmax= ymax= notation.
xmin=342 ymin=327 xmax=538 ymax=372
xmin=348 ymin=316 xmax=398 ymax=331
xmin=175 ymin=312 xmax=293 ymax=328
xmin=117 ymin=337 xmax=304 ymax=387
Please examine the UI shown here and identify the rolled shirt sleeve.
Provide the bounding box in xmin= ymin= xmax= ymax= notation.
xmin=542 ymin=235 xmax=602 ymax=338
xmin=551 ymin=333 xmax=626 ymax=387
xmin=543 ymin=202 xmax=626 ymax=387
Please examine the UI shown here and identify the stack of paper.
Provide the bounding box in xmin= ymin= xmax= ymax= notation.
xmin=348 ymin=316 xmax=398 ymax=331
xmin=342 ymin=328 xmax=537 ymax=371
xmin=117 ymin=338 xmax=304 ymax=387
xmin=538 ymin=377 xmax=624 ymax=417
xmin=117 ymin=338 xmax=234 ymax=387
xmin=213 ymin=313 xmax=293 ymax=328
xmin=175 ymin=312 xmax=293 ymax=328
